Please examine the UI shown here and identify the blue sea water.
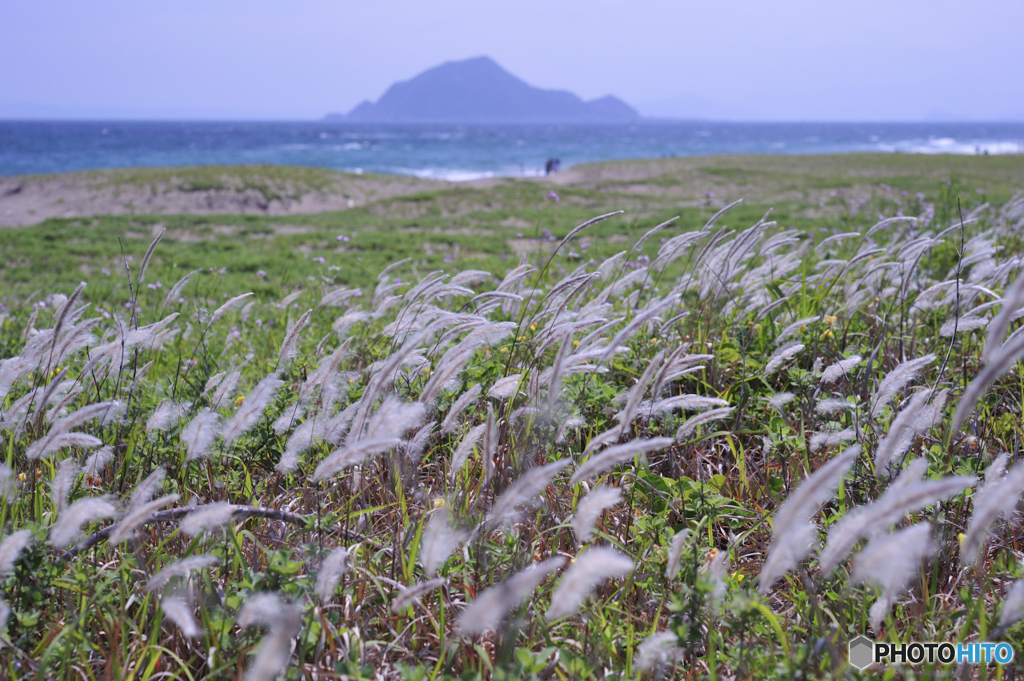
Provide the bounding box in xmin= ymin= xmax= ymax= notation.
xmin=1 ymin=120 xmax=1022 ymax=181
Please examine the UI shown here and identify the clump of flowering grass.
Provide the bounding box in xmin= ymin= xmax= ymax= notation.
xmin=0 ymin=190 xmax=1023 ymax=678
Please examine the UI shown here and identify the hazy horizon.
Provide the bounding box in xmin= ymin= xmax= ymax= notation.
xmin=2 ymin=1 xmax=1022 ymax=123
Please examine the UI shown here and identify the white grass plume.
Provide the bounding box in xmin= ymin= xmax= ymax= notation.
xmin=635 ymin=631 xmax=682 ymax=673
xmin=763 ymin=342 xmax=804 ymax=377
xmin=161 ymin=594 xmax=202 ymax=638
xmin=975 ymin=453 xmax=1011 ymax=510
xmin=419 ymin=349 xmax=475 ymax=407
xmin=487 ymin=374 xmax=522 ymax=401
xmin=766 ymin=392 xmax=796 ymax=413
xmin=873 ymin=390 xmax=931 ymax=472
xmin=612 ymin=351 xmax=664 ymax=433
xmin=940 ymin=316 xmax=988 ymax=337
xmin=707 ymin=550 xmax=730 ymax=613
xmin=818 ymin=460 xmax=974 ymax=575
xmin=572 ymin=486 xmax=622 ymax=546
xmin=28 ymin=432 xmax=102 ymax=461
xmin=457 ymin=557 xmax=565 ymax=636
xmin=180 ymin=502 xmax=236 ymax=536
xmin=146 ymin=399 xmax=189 ymax=436
xmin=598 ymin=297 xmax=678 ymax=366
xmin=961 ymin=462 xmax=1024 ymax=566
xmin=223 ymin=374 xmax=284 ymax=445
xmin=675 ymin=407 xmax=734 ymax=440
xmin=277 ymin=416 xmax=326 ymax=473
xmin=238 ymin=593 xmax=303 ymax=681
xmin=647 ymin=394 xmax=729 ymax=418
xmin=366 ymin=396 xmax=425 ymax=441
xmin=146 ymin=555 xmax=218 ymax=591
xmin=774 ymin=316 xmax=819 ymax=346
xmin=209 ymin=370 xmax=242 ymax=409
xmin=665 ymin=529 xmax=691 ymax=580
xmin=312 ymin=437 xmax=403 ymax=482
xmin=49 ymin=496 xmax=118 ymax=548
xmin=405 ymin=420 xmax=435 ymax=464
xmin=582 ymin=425 xmax=623 ymax=457
xmin=25 ymin=401 xmax=117 ymax=460
xmin=108 ymin=494 xmax=179 ymax=545
xmin=851 ymin=523 xmax=935 ymax=631
xmin=571 ymin=438 xmax=673 ymax=485
xmin=560 ymin=211 xmax=622 ymax=246
xmin=809 ymin=427 xmax=856 ymax=452
xmin=276 ymin=309 xmax=311 ymax=367
xmin=391 ymin=578 xmax=445 ymax=613
xmin=545 ymin=547 xmax=634 ymax=620
xmin=182 ymin=408 xmax=221 ymax=461
xmin=953 ymin=334 xmax=1024 ymax=431
xmin=449 ymin=424 xmax=486 ymax=482
xmin=440 ymin=384 xmax=481 ymax=435
xmin=421 ymin=508 xmax=467 ymax=577
xmin=489 ymin=458 xmax=571 ymax=527
xmin=50 ymin=458 xmax=80 ymax=514
xmin=83 ymin=446 xmax=113 ymax=478
xmin=210 ymin=292 xmax=253 ymax=325
xmin=164 ymin=269 xmax=200 ymax=307
xmin=0 ymin=530 xmax=33 ymax=576
xmin=814 ymin=398 xmax=856 ymax=415
xmin=871 ymin=354 xmax=935 ymax=418
xmin=998 ymin=579 xmax=1024 ymax=631
xmin=984 ymin=270 xmax=1024 ymax=362
xmin=555 ymin=416 xmax=585 ymax=444
xmin=758 ymin=446 xmax=859 ymax=595
xmin=128 ymin=467 xmax=165 ymax=510
xmin=321 ymin=286 xmax=362 ymax=308
xmin=482 ymin=404 xmax=498 ymax=486
xmin=315 ymin=546 xmax=351 ymax=602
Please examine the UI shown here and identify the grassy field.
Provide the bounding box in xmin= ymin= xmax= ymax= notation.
xmin=1 ymin=153 xmax=1024 ymax=679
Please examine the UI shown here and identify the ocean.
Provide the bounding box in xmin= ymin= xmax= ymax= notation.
xmin=1 ymin=120 xmax=1022 ymax=181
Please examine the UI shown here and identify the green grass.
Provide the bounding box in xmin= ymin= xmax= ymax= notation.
xmin=0 ymin=154 xmax=1023 ymax=679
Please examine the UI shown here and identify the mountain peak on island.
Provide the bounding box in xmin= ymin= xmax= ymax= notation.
xmin=330 ymin=56 xmax=639 ymax=124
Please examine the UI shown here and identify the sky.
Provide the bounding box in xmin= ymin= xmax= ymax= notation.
xmin=1 ymin=0 xmax=1021 ymax=122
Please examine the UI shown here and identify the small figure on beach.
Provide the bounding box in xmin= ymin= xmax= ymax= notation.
xmin=544 ymin=158 xmax=561 ymax=175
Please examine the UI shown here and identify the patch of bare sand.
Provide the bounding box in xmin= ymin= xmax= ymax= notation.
xmin=0 ymin=168 xmax=445 ymax=228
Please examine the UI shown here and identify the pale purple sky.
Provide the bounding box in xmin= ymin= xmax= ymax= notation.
xmin=1 ymin=0 xmax=1021 ymax=121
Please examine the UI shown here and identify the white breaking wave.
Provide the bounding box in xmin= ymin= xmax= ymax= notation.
xmin=876 ymin=137 xmax=1024 ymax=155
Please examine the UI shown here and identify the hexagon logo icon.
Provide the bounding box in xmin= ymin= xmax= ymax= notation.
xmin=848 ymin=635 xmax=874 ymax=670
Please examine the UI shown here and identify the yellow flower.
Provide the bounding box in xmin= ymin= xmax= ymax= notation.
xmin=501 ymin=347 xmax=509 ymax=353
xmin=573 ymin=340 xmax=580 ymax=346
xmin=234 ymin=395 xmax=245 ymax=407
xmin=820 ymin=328 xmax=834 ymax=340
xmin=433 ymin=498 xmax=446 ymax=509
xmin=17 ymin=472 xmax=26 ymax=483
xmin=958 ymin=532 xmax=966 ymax=547
xmin=734 ymin=573 xmax=745 ymax=582
xmin=530 ymin=324 xmax=537 ymax=331
xmin=824 ymin=314 xmax=837 ymax=326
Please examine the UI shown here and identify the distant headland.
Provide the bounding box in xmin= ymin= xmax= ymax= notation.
xmin=326 ymin=56 xmax=639 ymax=124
